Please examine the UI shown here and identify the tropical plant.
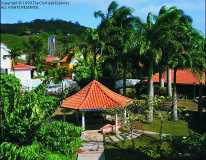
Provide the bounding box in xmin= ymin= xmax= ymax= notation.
xmin=9 ymin=47 xmax=22 ymax=72
xmin=23 ymin=35 xmax=45 ymax=66
xmin=151 ymin=6 xmax=197 ymax=121
xmin=189 ymin=30 xmax=206 ymax=112
xmin=95 ymin=1 xmax=141 ymax=95
xmin=36 ymin=121 xmax=82 ymax=159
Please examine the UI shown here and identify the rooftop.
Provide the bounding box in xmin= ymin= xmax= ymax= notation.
xmin=61 ymin=80 xmax=132 ymax=110
xmin=14 ymin=63 xmax=35 ymax=70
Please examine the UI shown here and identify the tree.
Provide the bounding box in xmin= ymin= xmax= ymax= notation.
xmin=95 ymin=1 xmax=141 ymax=95
xmin=152 ymin=6 xmax=195 ymax=120
xmin=190 ymin=30 xmax=206 ymax=112
xmin=23 ymin=36 xmax=44 ymax=66
xmin=10 ymin=47 xmax=22 ymax=74
xmin=0 ymin=74 xmax=82 ymax=159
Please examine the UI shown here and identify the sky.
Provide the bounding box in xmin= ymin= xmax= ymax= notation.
xmin=1 ymin=0 xmax=205 ymax=34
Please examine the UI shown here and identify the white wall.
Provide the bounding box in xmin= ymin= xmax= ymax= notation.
xmin=14 ymin=70 xmax=32 ymax=90
xmin=0 ymin=43 xmax=12 ymax=70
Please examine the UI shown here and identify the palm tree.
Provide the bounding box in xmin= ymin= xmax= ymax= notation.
xmin=138 ymin=12 xmax=163 ymax=123
xmin=10 ymin=48 xmax=22 ymax=74
xmin=79 ymin=29 xmax=104 ymax=80
xmin=95 ymin=1 xmax=141 ymax=96
xmin=152 ymin=6 xmax=194 ymax=121
xmin=23 ymin=36 xmax=44 ymax=65
xmin=190 ymin=30 xmax=206 ymax=112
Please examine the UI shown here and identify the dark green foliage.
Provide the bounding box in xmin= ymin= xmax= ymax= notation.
xmin=1 ymin=74 xmax=81 ymax=159
xmin=1 ymin=19 xmax=86 ymax=36
xmin=165 ymin=133 xmax=206 ymax=160
xmin=0 ymin=74 xmax=21 ymax=111
xmin=47 ymin=66 xmax=68 ymax=83
xmin=2 ymin=90 xmax=59 ymax=144
xmin=36 ymin=121 xmax=82 ymax=158
xmin=0 ymin=142 xmax=45 ymax=160
xmin=0 ymin=142 xmax=68 ymax=160
xmin=105 ymin=134 xmax=206 ymax=160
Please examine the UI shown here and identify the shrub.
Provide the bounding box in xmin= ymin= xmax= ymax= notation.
xmin=36 ymin=121 xmax=82 ymax=159
xmin=0 ymin=142 xmax=45 ymax=160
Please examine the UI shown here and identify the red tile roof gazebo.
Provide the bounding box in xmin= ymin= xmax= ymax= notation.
xmin=61 ymin=80 xmax=132 ymax=130
xmin=62 ymin=80 xmax=132 ymax=110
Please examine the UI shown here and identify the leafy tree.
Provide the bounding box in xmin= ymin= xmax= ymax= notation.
xmin=95 ymin=1 xmax=141 ymax=95
xmin=1 ymin=74 xmax=59 ymax=144
xmin=9 ymin=47 xmax=23 ymax=72
xmin=23 ymin=35 xmax=45 ymax=66
xmin=189 ymin=30 xmax=206 ymax=112
xmin=36 ymin=121 xmax=82 ymax=159
xmin=73 ymin=48 xmax=103 ymax=86
xmin=152 ymin=6 xmax=195 ymax=121
xmin=47 ymin=66 xmax=68 ymax=84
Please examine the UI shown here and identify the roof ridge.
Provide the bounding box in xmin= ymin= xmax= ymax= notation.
xmin=79 ymin=81 xmax=95 ymax=109
xmin=96 ymin=81 xmax=124 ymax=108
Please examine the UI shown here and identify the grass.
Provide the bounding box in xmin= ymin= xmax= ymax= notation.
xmin=142 ymin=117 xmax=189 ymax=136
xmin=104 ymin=135 xmax=159 ymax=160
xmin=1 ymin=33 xmax=50 ymax=50
xmin=178 ymin=99 xmax=197 ymax=111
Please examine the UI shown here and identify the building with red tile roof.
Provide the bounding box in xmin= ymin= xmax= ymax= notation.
xmin=45 ymin=55 xmax=59 ymax=63
xmin=13 ymin=63 xmax=35 ymax=70
xmin=59 ymin=55 xmax=72 ymax=63
xmin=152 ymin=69 xmax=206 ymax=85
xmin=59 ymin=55 xmax=77 ymax=79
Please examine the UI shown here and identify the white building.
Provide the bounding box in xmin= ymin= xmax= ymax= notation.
xmin=0 ymin=43 xmax=42 ymax=90
xmin=0 ymin=43 xmax=12 ymax=73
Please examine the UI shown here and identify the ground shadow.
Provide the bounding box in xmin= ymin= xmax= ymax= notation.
xmin=186 ymin=111 xmax=206 ymax=133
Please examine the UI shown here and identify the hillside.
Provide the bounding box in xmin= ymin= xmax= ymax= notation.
xmin=1 ymin=19 xmax=87 ymax=56
xmin=1 ymin=19 xmax=87 ymax=36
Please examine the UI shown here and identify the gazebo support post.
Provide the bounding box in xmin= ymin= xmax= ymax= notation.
xmin=124 ymin=108 xmax=127 ymax=124
xmin=63 ymin=115 xmax=66 ymax=121
xmin=115 ymin=113 xmax=119 ymax=135
xmin=81 ymin=111 xmax=85 ymax=131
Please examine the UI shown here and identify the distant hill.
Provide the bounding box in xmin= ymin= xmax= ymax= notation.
xmin=1 ymin=19 xmax=87 ymax=36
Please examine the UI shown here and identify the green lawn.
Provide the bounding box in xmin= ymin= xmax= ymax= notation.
xmin=142 ymin=117 xmax=189 ymax=136
xmin=104 ymin=135 xmax=159 ymax=160
xmin=178 ymin=99 xmax=197 ymax=111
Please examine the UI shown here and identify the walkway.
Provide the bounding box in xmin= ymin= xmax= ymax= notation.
xmin=104 ymin=129 xmax=169 ymax=143
xmin=77 ymin=130 xmax=105 ymax=160
xmin=105 ymin=130 xmax=141 ymax=143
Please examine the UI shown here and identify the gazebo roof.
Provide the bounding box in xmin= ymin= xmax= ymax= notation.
xmin=61 ymin=80 xmax=132 ymax=110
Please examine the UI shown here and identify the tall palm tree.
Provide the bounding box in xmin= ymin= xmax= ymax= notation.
xmin=23 ymin=36 xmax=44 ymax=65
xmin=190 ymin=30 xmax=206 ymax=112
xmin=152 ymin=6 xmax=194 ymax=121
xmin=80 ymin=29 xmax=104 ymax=80
xmin=95 ymin=1 xmax=141 ymax=96
xmin=138 ymin=12 xmax=163 ymax=123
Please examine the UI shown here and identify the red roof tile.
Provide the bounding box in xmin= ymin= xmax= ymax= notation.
xmin=60 ymin=55 xmax=72 ymax=63
xmin=152 ymin=69 xmax=205 ymax=85
xmin=46 ymin=55 xmax=59 ymax=63
xmin=61 ymin=80 xmax=132 ymax=110
xmin=14 ymin=63 xmax=35 ymax=70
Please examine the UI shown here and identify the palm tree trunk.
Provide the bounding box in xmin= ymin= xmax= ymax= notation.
xmin=93 ymin=53 xmax=97 ymax=80
xmin=198 ymin=82 xmax=203 ymax=112
xmin=159 ymin=71 xmax=164 ymax=88
xmin=167 ymin=67 xmax=172 ymax=97
xmin=11 ymin=60 xmax=15 ymax=76
xmin=123 ymin=65 xmax=127 ymax=96
xmin=172 ymin=68 xmax=178 ymax=121
xmin=148 ymin=62 xmax=154 ymax=123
